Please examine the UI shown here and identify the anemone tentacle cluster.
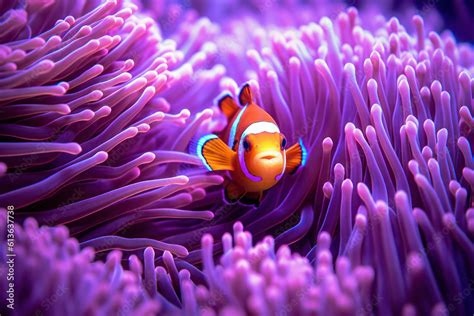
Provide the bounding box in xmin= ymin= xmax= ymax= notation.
xmin=0 ymin=0 xmax=473 ymax=315
xmin=0 ymin=0 xmax=226 ymax=257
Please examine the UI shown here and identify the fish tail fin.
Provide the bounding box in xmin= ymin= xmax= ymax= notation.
xmin=196 ymin=134 xmax=236 ymax=171
xmin=285 ymin=138 xmax=308 ymax=174
xmin=239 ymin=82 xmax=253 ymax=105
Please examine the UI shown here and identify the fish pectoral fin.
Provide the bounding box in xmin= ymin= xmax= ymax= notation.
xmin=238 ymin=83 xmax=253 ymax=105
xmin=285 ymin=139 xmax=307 ymax=174
xmin=218 ymin=94 xmax=240 ymax=119
xmin=224 ymin=182 xmax=245 ymax=204
xmin=240 ymin=191 xmax=263 ymax=207
xmin=197 ymin=134 xmax=236 ymax=171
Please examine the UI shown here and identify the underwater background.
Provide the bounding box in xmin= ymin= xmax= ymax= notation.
xmin=0 ymin=0 xmax=473 ymax=315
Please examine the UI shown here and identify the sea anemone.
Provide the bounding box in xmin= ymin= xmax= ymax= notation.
xmin=0 ymin=0 xmax=473 ymax=315
xmin=0 ymin=0 xmax=227 ymax=256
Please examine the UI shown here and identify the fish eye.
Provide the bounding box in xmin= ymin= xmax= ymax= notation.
xmin=243 ymin=139 xmax=251 ymax=151
xmin=281 ymin=137 xmax=287 ymax=149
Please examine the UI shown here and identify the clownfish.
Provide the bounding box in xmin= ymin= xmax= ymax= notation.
xmin=196 ymin=83 xmax=307 ymax=206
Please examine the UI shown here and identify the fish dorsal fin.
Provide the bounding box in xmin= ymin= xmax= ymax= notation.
xmin=285 ymin=139 xmax=308 ymax=174
xmin=218 ymin=94 xmax=240 ymax=119
xmin=239 ymin=83 xmax=253 ymax=105
xmin=197 ymin=134 xmax=236 ymax=171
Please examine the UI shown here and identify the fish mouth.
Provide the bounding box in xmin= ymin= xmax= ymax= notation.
xmin=261 ymin=154 xmax=277 ymax=160
xmin=256 ymin=151 xmax=281 ymax=162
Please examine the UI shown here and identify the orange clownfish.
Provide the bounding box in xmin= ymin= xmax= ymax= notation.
xmin=196 ymin=83 xmax=307 ymax=206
